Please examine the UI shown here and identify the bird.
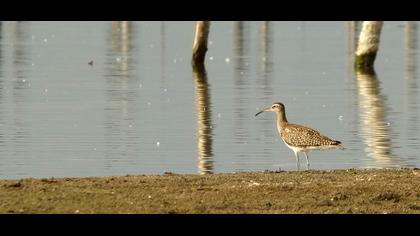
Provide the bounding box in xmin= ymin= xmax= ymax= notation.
xmin=255 ymin=102 xmax=344 ymax=170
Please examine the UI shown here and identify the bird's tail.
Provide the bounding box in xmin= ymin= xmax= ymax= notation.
xmin=334 ymin=141 xmax=346 ymax=150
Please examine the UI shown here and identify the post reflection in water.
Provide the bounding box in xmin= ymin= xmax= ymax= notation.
xmin=0 ymin=22 xmax=31 ymax=176
xmin=0 ymin=22 xmax=2 ymax=175
xmin=256 ymin=21 xmax=276 ymax=159
xmin=109 ymin=21 xmax=133 ymax=74
xmin=259 ymin=21 xmax=273 ymax=84
xmin=404 ymin=21 xmax=419 ymax=152
xmin=104 ymin=21 xmax=137 ymax=168
xmin=160 ymin=22 xmax=166 ymax=82
xmin=232 ymin=21 xmax=251 ymax=170
xmin=0 ymin=22 xmax=2 ymax=99
xmin=193 ymin=65 xmax=214 ymax=175
xmin=345 ymin=21 xmax=361 ymax=138
xmin=346 ymin=22 xmax=360 ymax=56
xmin=8 ymin=22 xmax=30 ymax=165
xmin=346 ymin=21 xmax=360 ymax=77
xmin=356 ymin=70 xmax=399 ymax=167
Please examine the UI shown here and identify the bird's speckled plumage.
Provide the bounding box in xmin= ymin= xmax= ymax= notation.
xmin=280 ymin=123 xmax=341 ymax=148
xmin=255 ymin=102 xmax=344 ymax=170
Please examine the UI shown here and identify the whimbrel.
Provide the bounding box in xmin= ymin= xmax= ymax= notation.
xmin=255 ymin=102 xmax=344 ymax=170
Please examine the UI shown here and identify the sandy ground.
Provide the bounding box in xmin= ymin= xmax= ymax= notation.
xmin=1 ymin=168 xmax=419 ymax=213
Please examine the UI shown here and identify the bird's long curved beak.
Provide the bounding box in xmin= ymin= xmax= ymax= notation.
xmin=255 ymin=107 xmax=270 ymax=117
xmin=255 ymin=110 xmax=264 ymax=117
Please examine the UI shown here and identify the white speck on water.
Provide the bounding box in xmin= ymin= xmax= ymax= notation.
xmin=386 ymin=122 xmax=391 ymax=126
xmin=217 ymin=113 xmax=222 ymax=118
xmin=173 ymin=59 xmax=177 ymax=63
xmin=322 ymin=104 xmax=326 ymax=108
xmin=147 ymin=102 xmax=151 ymax=106
xmin=139 ymin=83 xmax=143 ymax=88
xmin=209 ymin=41 xmax=213 ymax=45
xmin=28 ymin=83 xmax=31 ymax=87
xmin=322 ymin=71 xmax=326 ymax=75
xmin=240 ymin=71 xmax=244 ymax=75
xmin=31 ymin=63 xmax=35 ymax=66
xmin=44 ymin=89 xmax=48 ymax=93
xmin=163 ymin=88 xmax=167 ymax=92
xmin=43 ymin=38 xmax=48 ymax=43
xmin=304 ymin=91 xmax=309 ymax=95
xmin=156 ymin=142 xmax=160 ymax=147
xmin=22 ymin=79 xmax=26 ymax=83
xmin=225 ymin=57 xmax=230 ymax=63
xmin=116 ymin=57 xmax=122 ymax=62
xmin=128 ymin=124 xmax=133 ymax=128
xmin=93 ymin=147 xmax=97 ymax=151
xmin=209 ymin=56 xmax=214 ymax=60
xmin=338 ymin=115 xmax=344 ymax=121
xmin=210 ymin=125 xmax=213 ymax=128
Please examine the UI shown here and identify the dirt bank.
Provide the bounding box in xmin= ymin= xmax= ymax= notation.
xmin=1 ymin=168 xmax=419 ymax=213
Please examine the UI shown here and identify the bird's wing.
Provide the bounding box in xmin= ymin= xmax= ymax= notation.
xmin=281 ymin=124 xmax=337 ymax=147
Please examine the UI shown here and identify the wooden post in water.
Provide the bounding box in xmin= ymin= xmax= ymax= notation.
xmin=192 ymin=21 xmax=210 ymax=68
xmin=355 ymin=21 xmax=383 ymax=72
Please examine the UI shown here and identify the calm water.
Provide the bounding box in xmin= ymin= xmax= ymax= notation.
xmin=0 ymin=21 xmax=419 ymax=179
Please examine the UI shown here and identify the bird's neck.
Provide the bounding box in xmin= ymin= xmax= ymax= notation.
xmin=276 ymin=111 xmax=288 ymax=129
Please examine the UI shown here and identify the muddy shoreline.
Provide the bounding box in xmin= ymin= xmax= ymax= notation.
xmin=1 ymin=168 xmax=419 ymax=213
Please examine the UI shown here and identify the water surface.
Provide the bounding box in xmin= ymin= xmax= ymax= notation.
xmin=0 ymin=21 xmax=419 ymax=179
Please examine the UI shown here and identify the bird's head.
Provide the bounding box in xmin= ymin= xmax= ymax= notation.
xmin=255 ymin=102 xmax=285 ymax=116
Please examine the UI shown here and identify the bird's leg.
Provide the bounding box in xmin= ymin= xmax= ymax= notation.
xmin=294 ymin=151 xmax=300 ymax=171
xmin=304 ymin=152 xmax=310 ymax=170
